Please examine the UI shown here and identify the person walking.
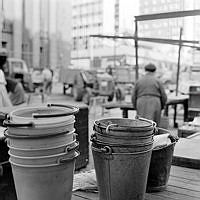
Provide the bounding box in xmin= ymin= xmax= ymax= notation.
xmin=42 ymin=67 xmax=53 ymax=95
xmin=131 ymin=63 xmax=167 ymax=126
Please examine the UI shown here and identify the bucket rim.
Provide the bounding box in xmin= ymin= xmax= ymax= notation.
xmin=4 ymin=128 xmax=75 ymax=139
xmin=152 ymin=141 xmax=176 ymax=151
xmin=8 ymin=105 xmax=77 ymax=126
xmin=94 ymin=117 xmax=155 ymax=132
xmin=9 ymin=151 xmax=80 ymax=168
xmin=93 ymin=130 xmax=153 ymax=139
xmin=91 ymin=144 xmax=153 ymax=155
xmin=91 ymin=138 xmax=154 ymax=147
xmin=8 ymin=137 xmax=77 ymax=152
xmin=8 ymin=142 xmax=78 ymax=159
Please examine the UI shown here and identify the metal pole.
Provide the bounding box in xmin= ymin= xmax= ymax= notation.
xmin=176 ymin=27 xmax=183 ymax=96
xmin=89 ymin=36 xmax=94 ymax=68
xmin=134 ymin=18 xmax=139 ymax=80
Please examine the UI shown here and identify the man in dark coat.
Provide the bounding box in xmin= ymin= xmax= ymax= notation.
xmin=131 ymin=63 xmax=167 ymax=126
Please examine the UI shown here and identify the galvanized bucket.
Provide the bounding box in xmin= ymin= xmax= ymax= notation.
xmin=146 ymin=128 xmax=178 ymax=192
xmin=92 ymin=144 xmax=152 ymax=200
xmin=91 ymin=117 xmax=155 ymax=200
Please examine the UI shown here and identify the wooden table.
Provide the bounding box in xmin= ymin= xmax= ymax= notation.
xmin=72 ymin=165 xmax=200 ymax=200
xmin=102 ymin=95 xmax=189 ymax=128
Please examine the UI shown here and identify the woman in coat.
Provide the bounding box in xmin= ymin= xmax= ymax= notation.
xmin=131 ymin=63 xmax=167 ymax=126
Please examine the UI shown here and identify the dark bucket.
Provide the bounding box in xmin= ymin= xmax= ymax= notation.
xmin=93 ymin=117 xmax=155 ymax=137
xmin=146 ymin=128 xmax=178 ymax=192
xmin=92 ymin=144 xmax=152 ymax=200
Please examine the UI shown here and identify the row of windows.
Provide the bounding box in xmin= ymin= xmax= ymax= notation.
xmin=73 ymin=23 xmax=102 ymax=30
xmin=72 ymin=36 xmax=103 ymax=50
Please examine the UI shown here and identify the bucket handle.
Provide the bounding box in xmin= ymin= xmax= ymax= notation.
xmin=168 ymin=134 xmax=179 ymax=143
xmin=32 ymin=104 xmax=79 ymax=118
xmin=58 ymin=150 xmax=80 ymax=164
xmin=65 ymin=141 xmax=79 ymax=153
xmin=92 ymin=145 xmax=112 ymax=154
xmin=135 ymin=115 xmax=157 ymax=128
xmin=105 ymin=124 xmax=118 ymax=134
xmin=3 ymin=119 xmax=34 ymax=128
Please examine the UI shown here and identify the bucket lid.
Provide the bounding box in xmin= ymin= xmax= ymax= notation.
xmin=94 ymin=117 xmax=155 ymax=132
xmin=5 ymin=104 xmax=79 ymax=128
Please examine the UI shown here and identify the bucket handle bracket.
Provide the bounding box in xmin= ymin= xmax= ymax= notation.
xmin=65 ymin=141 xmax=79 ymax=153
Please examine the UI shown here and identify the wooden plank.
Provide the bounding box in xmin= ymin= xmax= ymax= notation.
xmin=172 ymin=138 xmax=200 ymax=169
xmin=72 ymin=192 xmax=98 ymax=200
xmin=170 ymin=166 xmax=200 ymax=182
xmin=72 ymin=166 xmax=200 ymax=200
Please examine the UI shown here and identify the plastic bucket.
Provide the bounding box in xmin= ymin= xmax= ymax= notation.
xmin=92 ymin=144 xmax=152 ymax=200
xmin=10 ymin=151 xmax=79 ymax=200
xmin=93 ymin=117 xmax=155 ymax=137
xmin=8 ymin=139 xmax=78 ymax=157
xmin=4 ymin=104 xmax=79 ymax=137
xmin=146 ymin=128 xmax=178 ymax=192
xmin=9 ymin=148 xmax=78 ymax=166
xmin=92 ymin=131 xmax=153 ymax=145
xmin=5 ymin=129 xmax=76 ymax=149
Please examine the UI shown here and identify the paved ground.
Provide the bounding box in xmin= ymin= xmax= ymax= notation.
xmin=26 ymin=82 xmax=183 ymax=171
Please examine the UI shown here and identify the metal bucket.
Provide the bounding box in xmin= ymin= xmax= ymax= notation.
xmin=146 ymin=128 xmax=178 ymax=192
xmin=92 ymin=131 xmax=153 ymax=145
xmin=93 ymin=117 xmax=155 ymax=137
xmin=92 ymin=144 xmax=152 ymax=200
xmin=91 ymin=137 xmax=153 ymax=153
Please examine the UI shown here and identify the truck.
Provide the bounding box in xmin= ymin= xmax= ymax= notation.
xmin=59 ymin=67 xmax=115 ymax=104
xmin=0 ymin=49 xmax=33 ymax=92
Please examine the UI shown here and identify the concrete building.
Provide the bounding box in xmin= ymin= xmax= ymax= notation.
xmin=138 ymin=0 xmax=200 ymax=65
xmin=0 ymin=0 xmax=72 ymax=70
xmin=71 ymin=0 xmax=139 ymax=69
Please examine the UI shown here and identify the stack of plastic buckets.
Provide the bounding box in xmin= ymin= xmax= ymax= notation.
xmin=3 ymin=104 xmax=79 ymax=200
xmin=91 ymin=117 xmax=155 ymax=200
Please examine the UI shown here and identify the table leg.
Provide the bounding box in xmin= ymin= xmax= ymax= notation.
xmin=183 ymin=99 xmax=188 ymax=122
xmin=122 ymin=109 xmax=128 ymax=118
xmin=174 ymin=104 xmax=178 ymax=128
xmin=164 ymin=105 xmax=169 ymax=116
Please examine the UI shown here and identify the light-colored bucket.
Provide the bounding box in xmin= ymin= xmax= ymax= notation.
xmin=4 ymin=104 xmax=79 ymax=137
xmin=8 ymin=139 xmax=78 ymax=157
xmin=5 ymin=129 xmax=76 ymax=149
xmin=7 ymin=118 xmax=75 ymax=136
xmin=10 ymin=151 xmax=79 ymax=200
xmin=9 ymin=147 xmax=79 ymax=166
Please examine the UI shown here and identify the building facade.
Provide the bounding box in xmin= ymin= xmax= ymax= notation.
xmin=71 ymin=0 xmax=139 ymax=69
xmin=0 ymin=0 xmax=72 ymax=70
xmin=139 ymin=0 xmax=200 ymax=65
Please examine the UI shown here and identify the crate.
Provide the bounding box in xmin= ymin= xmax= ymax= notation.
xmin=74 ymin=105 xmax=89 ymax=170
xmin=189 ymin=86 xmax=200 ymax=109
xmin=178 ymin=125 xmax=198 ymax=138
xmin=188 ymin=108 xmax=200 ymax=121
